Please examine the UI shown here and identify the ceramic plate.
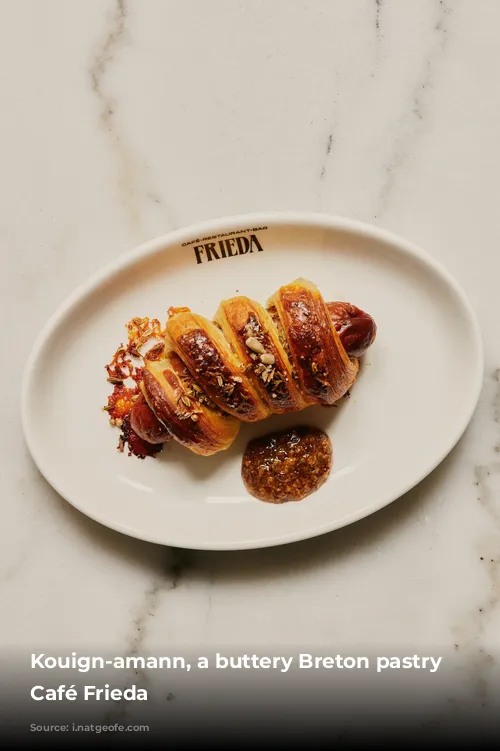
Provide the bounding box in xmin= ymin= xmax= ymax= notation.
xmin=21 ymin=213 xmax=483 ymax=549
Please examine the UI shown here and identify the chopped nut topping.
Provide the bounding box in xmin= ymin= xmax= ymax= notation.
xmin=260 ymin=353 xmax=275 ymax=365
xmin=245 ymin=336 xmax=265 ymax=354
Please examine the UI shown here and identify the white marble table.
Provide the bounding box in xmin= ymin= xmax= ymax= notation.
xmin=2 ymin=0 xmax=499 ymax=738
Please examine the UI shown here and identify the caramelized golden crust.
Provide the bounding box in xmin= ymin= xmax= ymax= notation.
xmin=142 ymin=349 xmax=239 ymax=456
xmin=166 ymin=311 xmax=270 ymax=422
xmin=127 ymin=280 xmax=374 ymax=457
xmin=214 ymin=297 xmax=308 ymax=414
xmin=267 ymin=279 xmax=358 ymax=405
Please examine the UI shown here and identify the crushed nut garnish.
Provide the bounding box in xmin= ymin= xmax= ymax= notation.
xmin=260 ymin=353 xmax=275 ymax=365
xmin=244 ymin=320 xmax=258 ymax=337
xmin=104 ymin=315 xmax=167 ymax=458
xmin=245 ymin=336 xmax=265 ymax=354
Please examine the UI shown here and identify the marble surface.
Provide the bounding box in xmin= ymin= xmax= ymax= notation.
xmin=2 ymin=0 xmax=500 ymax=727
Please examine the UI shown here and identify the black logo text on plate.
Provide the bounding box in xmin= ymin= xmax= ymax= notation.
xmin=182 ymin=227 xmax=267 ymax=265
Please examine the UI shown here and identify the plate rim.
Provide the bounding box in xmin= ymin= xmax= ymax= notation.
xmin=21 ymin=212 xmax=485 ymax=550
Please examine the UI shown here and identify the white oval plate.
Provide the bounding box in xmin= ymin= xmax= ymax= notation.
xmin=22 ymin=213 xmax=483 ymax=550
